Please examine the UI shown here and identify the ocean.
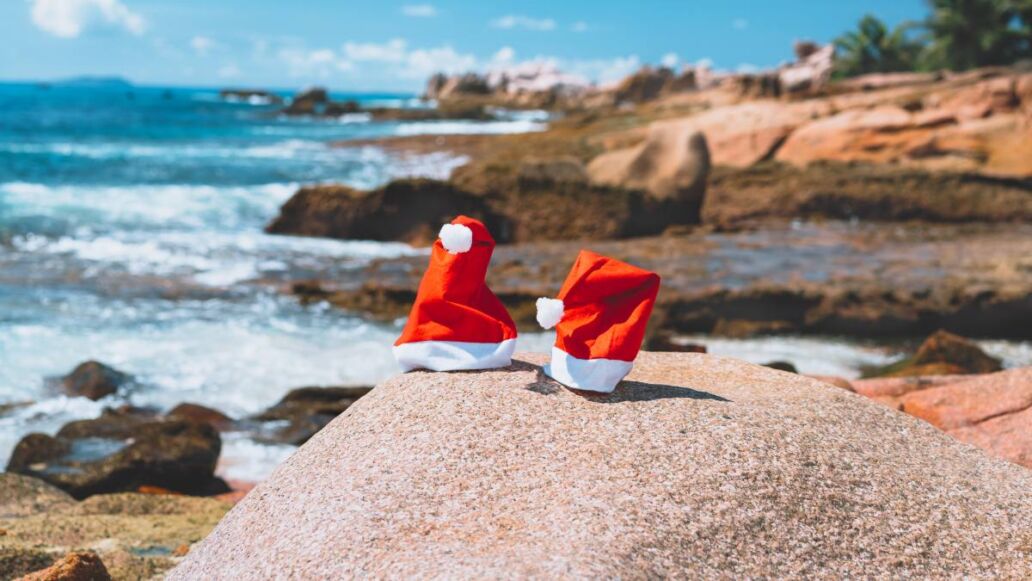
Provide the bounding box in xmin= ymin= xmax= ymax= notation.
xmin=0 ymin=82 xmax=1027 ymax=482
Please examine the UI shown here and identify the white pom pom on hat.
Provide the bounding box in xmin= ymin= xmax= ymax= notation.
xmin=535 ymin=297 xmax=565 ymax=329
xmin=438 ymin=223 xmax=473 ymax=254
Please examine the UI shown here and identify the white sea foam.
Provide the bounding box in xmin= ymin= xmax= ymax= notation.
xmin=679 ymin=335 xmax=899 ymax=379
xmin=1 ymin=182 xmax=297 ymax=230
xmin=217 ymin=433 xmax=297 ymax=483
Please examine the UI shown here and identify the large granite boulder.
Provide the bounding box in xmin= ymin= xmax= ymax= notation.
xmin=587 ymin=122 xmax=709 ymax=216
xmin=171 ymin=353 xmax=1032 ymax=579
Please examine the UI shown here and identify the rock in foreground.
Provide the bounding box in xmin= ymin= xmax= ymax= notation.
xmin=172 ymin=353 xmax=1032 ymax=579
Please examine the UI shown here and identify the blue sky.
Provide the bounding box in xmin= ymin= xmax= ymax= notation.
xmin=1 ymin=1 xmax=927 ymax=91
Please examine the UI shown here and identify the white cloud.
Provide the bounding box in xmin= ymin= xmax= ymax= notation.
xmin=30 ymin=0 xmax=145 ymax=38
xmin=278 ymin=47 xmax=349 ymax=78
xmin=401 ymin=4 xmax=436 ymax=17
xmin=343 ymin=38 xmax=407 ymax=63
xmin=571 ymin=21 xmax=588 ymax=32
xmin=218 ymin=63 xmax=241 ymax=79
xmin=732 ymin=18 xmax=749 ymax=30
xmin=492 ymin=46 xmax=516 ymax=65
xmin=274 ymin=38 xmax=473 ymax=81
xmin=661 ymin=52 xmax=679 ymax=68
xmin=490 ymin=15 xmax=556 ymax=31
xmin=736 ymin=63 xmax=759 ymax=73
xmin=566 ymin=55 xmax=640 ymax=85
xmin=695 ymin=57 xmax=714 ymax=69
xmin=190 ymin=35 xmax=215 ymax=56
xmin=403 ymin=46 xmax=476 ymax=78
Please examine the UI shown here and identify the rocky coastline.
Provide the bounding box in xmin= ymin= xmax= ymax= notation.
xmin=5 ymin=48 xmax=1032 ymax=579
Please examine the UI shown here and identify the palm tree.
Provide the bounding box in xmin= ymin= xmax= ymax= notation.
xmin=919 ymin=0 xmax=1032 ymax=70
xmin=834 ymin=15 xmax=921 ymax=77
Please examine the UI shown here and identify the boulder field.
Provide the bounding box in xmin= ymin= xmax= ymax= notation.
xmin=171 ymin=353 xmax=1032 ymax=579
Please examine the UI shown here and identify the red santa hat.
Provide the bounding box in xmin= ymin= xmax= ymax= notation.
xmin=536 ymin=250 xmax=660 ymax=393
xmin=393 ymin=215 xmax=518 ymax=372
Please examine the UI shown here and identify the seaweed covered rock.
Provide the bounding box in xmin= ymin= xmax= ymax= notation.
xmin=265 ymin=179 xmax=508 ymax=246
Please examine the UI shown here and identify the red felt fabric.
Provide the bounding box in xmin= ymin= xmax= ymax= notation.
xmin=553 ymin=250 xmax=660 ymax=361
xmin=394 ymin=215 xmax=517 ymax=346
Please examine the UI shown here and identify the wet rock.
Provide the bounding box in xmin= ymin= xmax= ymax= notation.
xmin=170 ymin=353 xmax=1032 ymax=579
xmin=763 ymin=361 xmax=798 ymax=373
xmin=58 ymin=361 xmax=133 ymax=401
xmin=281 ymin=87 xmax=328 ymax=115
xmin=265 ymin=179 xmax=508 ymax=246
xmin=17 ymin=551 xmax=110 ymax=581
xmin=322 ymin=100 xmax=360 ymax=117
xmin=587 ymin=123 xmax=709 ymax=211
xmin=644 ymin=332 xmax=707 ymax=353
xmin=251 ymin=386 xmax=372 ymax=445
xmin=867 ymin=330 xmax=1002 ymax=378
xmin=168 ymin=403 xmax=235 ymax=431
xmin=6 ymin=411 xmax=225 ymax=499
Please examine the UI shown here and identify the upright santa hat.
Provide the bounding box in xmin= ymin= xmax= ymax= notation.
xmin=393 ymin=215 xmax=518 ymax=372
xmin=536 ymin=250 xmax=660 ymax=393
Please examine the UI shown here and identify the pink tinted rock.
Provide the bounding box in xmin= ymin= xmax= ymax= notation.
xmin=900 ymin=367 xmax=1032 ymax=430
xmin=171 ymin=353 xmax=1032 ymax=579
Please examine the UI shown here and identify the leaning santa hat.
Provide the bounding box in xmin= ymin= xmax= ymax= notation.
xmin=536 ymin=250 xmax=661 ymax=393
xmin=393 ymin=215 xmax=518 ymax=372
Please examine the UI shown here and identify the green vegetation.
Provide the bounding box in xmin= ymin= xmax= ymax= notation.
xmin=834 ymin=0 xmax=1032 ymax=77
xmin=834 ymin=15 xmax=921 ymax=77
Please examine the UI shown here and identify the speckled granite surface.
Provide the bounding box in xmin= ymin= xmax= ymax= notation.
xmin=169 ymin=353 xmax=1032 ymax=579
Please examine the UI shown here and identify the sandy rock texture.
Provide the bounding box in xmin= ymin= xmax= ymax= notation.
xmin=0 ymin=474 xmax=229 ymax=579
xmin=171 ymin=353 xmax=1032 ymax=579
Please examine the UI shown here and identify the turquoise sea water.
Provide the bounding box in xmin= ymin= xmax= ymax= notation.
xmin=0 ymin=82 xmax=552 ymax=479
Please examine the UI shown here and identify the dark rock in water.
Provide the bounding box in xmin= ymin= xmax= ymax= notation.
xmin=282 ymin=87 xmax=329 ymax=115
xmin=6 ymin=410 xmax=225 ymax=499
xmin=866 ymin=330 xmax=1003 ymax=378
xmin=266 ymin=179 xmax=510 ymax=246
xmin=59 ymin=361 xmax=133 ymax=401
xmin=323 ymin=100 xmax=360 ymax=116
xmin=645 ymin=332 xmax=707 ymax=353
xmin=764 ymin=361 xmax=798 ymax=373
xmin=18 ymin=551 xmax=111 ymax=581
xmin=251 ymin=386 xmax=372 ymax=445
xmin=168 ymin=403 xmax=235 ymax=432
